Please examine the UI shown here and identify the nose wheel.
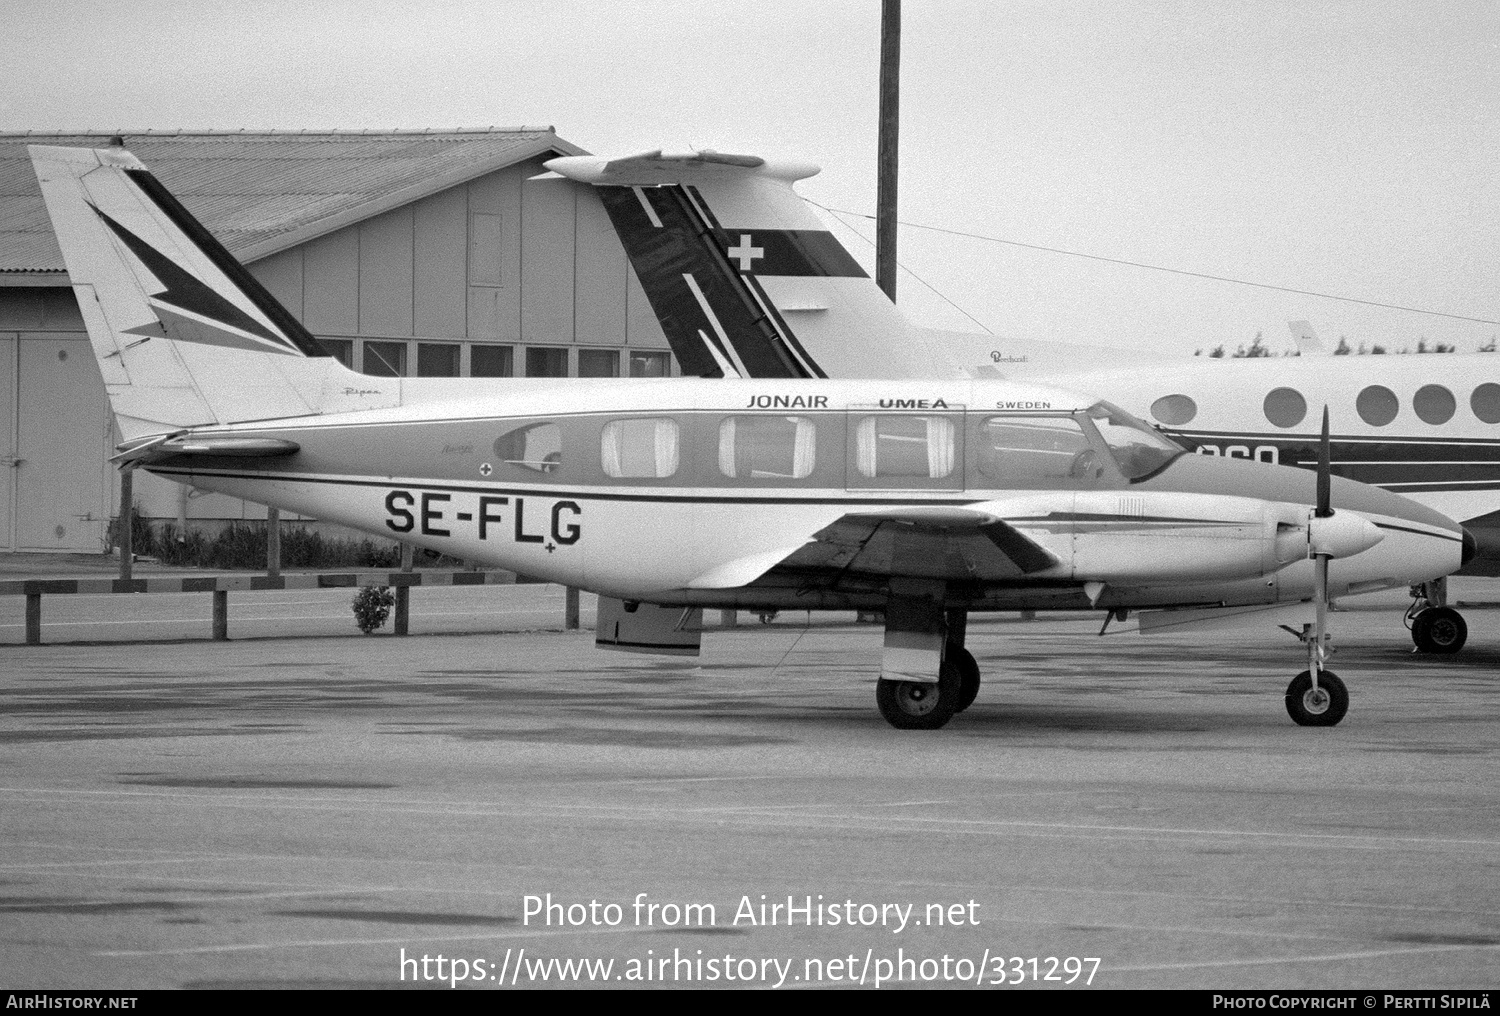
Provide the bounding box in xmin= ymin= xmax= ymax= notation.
xmin=1285 ymin=670 xmax=1348 ymax=726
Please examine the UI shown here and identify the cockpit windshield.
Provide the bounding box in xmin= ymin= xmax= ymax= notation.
xmin=1085 ymin=402 xmax=1187 ymax=480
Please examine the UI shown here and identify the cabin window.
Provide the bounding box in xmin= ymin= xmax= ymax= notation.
xmin=1263 ymin=387 xmax=1307 ymax=428
xmin=1356 ymin=385 xmax=1399 ymax=427
xmin=977 ymin=416 xmax=1094 ymax=481
xmin=494 ymin=422 xmax=561 ymax=474
xmin=718 ymin=416 xmax=816 ymax=479
xmin=1150 ymin=394 xmax=1197 ymax=426
xmin=602 ymin=418 xmax=679 ymax=478
xmin=855 ymin=416 xmax=955 ymax=479
xmin=1473 ymin=383 xmax=1500 ymax=425
xmin=1413 ymin=385 xmax=1456 ymax=425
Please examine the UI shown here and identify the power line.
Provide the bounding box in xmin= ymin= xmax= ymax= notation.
xmin=817 ymin=204 xmax=1500 ymax=327
xmin=815 ymin=203 xmax=994 ymax=334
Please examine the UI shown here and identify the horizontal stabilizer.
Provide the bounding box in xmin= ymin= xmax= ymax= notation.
xmin=114 ymin=434 xmax=301 ymax=465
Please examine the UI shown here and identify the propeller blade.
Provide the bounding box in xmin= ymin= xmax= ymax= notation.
xmin=1316 ymin=405 xmax=1332 ymax=518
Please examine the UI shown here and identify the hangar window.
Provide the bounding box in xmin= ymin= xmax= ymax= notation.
xmin=977 ymin=416 xmax=1095 ymax=482
xmin=578 ymin=349 xmax=620 ymax=378
xmin=525 ymin=347 xmax=569 ymax=378
xmin=1150 ymin=394 xmax=1197 ymax=426
xmin=719 ymin=416 xmax=816 ymax=480
xmin=1263 ymin=388 xmax=1307 ymax=428
xmin=1472 ymin=383 xmax=1500 ymax=425
xmin=1356 ymin=385 xmax=1399 ymax=427
xmin=417 ymin=342 xmax=460 ymax=377
xmin=630 ymin=351 xmax=672 ymax=377
xmin=602 ymin=418 xmax=679 ymax=478
xmin=1413 ymin=384 xmax=1456 ymax=425
xmin=494 ymin=422 xmax=561 ymax=474
xmin=470 ymin=344 xmax=514 ymax=378
xmin=855 ymin=416 xmax=955 ymax=479
xmin=362 ymin=340 xmax=407 ymax=377
xmin=318 ymin=338 xmax=353 ymax=369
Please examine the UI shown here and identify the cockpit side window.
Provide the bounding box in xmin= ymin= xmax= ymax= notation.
xmin=1085 ymin=402 xmax=1186 ymax=481
xmin=494 ymin=422 xmax=561 ymax=474
xmin=976 ymin=416 xmax=1100 ymax=483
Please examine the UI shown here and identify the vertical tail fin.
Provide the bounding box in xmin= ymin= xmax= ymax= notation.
xmin=546 ymin=150 xmax=962 ymax=381
xmin=29 ymin=145 xmax=355 ymax=441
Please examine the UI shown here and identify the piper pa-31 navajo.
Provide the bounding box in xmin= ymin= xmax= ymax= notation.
xmin=32 ymin=144 xmax=1473 ymax=730
xmin=545 ymin=148 xmax=1492 ymax=660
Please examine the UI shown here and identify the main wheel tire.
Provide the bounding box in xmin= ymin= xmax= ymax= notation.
xmin=876 ymin=662 xmax=961 ymax=730
xmin=948 ymin=646 xmax=981 ymax=712
xmin=1285 ymin=670 xmax=1349 ymax=727
xmin=1411 ymin=607 xmax=1467 ymax=654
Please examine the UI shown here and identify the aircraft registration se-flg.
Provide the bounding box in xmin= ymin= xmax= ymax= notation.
xmin=30 ymin=144 xmax=1475 ymax=731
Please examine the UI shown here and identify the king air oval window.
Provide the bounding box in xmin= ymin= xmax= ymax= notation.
xmin=1356 ymin=385 xmax=1400 ymax=427
xmin=1150 ymin=394 xmax=1197 ymax=426
xmin=1263 ymin=388 xmax=1307 ymax=429
xmin=1413 ymin=385 xmax=1456 ymax=425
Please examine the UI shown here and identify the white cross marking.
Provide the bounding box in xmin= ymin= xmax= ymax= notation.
xmin=726 ymin=234 xmax=764 ymax=272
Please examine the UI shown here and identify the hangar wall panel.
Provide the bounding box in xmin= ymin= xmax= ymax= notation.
xmin=302 ymin=228 xmax=360 ymax=335
xmin=15 ymin=334 xmax=109 ymax=551
xmin=413 ymin=188 xmax=467 ymax=338
xmin=0 ymin=333 xmax=13 ymax=548
xmin=466 ymin=166 xmax=522 ymax=341
xmin=573 ymin=185 xmax=628 ymax=347
xmin=626 ymin=267 xmax=669 ymax=349
xmin=247 ymin=247 xmax=304 ymax=320
xmin=359 ymin=205 xmax=415 ymax=337
xmin=521 ymin=177 xmax=576 ymax=345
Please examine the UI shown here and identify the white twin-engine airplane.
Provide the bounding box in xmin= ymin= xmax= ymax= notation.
xmin=544 ymin=148 xmax=1496 ymax=660
xmin=31 ymin=145 xmax=1473 ymax=731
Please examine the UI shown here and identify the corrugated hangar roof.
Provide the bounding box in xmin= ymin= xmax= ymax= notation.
xmin=0 ymin=128 xmax=586 ymax=279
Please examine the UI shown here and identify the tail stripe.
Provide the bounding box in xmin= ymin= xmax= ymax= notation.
xmin=124 ymin=168 xmax=330 ymax=358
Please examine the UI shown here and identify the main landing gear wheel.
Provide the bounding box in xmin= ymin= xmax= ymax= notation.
xmin=1411 ymin=607 xmax=1467 ymax=655
xmin=877 ymin=661 xmax=961 ymax=730
xmin=948 ymin=646 xmax=981 ymax=713
xmin=1285 ymin=670 xmax=1349 ymax=727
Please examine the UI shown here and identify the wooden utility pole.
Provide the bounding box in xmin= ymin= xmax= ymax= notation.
xmin=876 ymin=0 xmax=901 ymax=302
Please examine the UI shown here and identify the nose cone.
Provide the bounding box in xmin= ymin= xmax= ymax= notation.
xmin=1308 ymin=511 xmax=1385 ymax=558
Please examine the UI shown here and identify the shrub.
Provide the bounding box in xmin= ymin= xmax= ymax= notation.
xmin=352 ymin=585 xmax=395 ymax=634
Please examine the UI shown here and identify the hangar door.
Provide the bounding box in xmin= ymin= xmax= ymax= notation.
xmin=13 ymin=334 xmax=111 ymax=551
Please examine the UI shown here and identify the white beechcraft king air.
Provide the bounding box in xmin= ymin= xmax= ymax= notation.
xmin=31 ymin=144 xmax=1475 ymax=731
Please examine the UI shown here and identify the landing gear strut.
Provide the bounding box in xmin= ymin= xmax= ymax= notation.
xmin=872 ymin=595 xmax=974 ymax=730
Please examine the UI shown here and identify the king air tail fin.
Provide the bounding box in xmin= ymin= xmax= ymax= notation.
xmin=29 ymin=145 xmax=374 ymax=442
xmin=546 ymin=150 xmax=963 ymax=381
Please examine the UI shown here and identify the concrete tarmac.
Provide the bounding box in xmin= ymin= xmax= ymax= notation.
xmin=2 ymin=581 xmax=1498 ymax=990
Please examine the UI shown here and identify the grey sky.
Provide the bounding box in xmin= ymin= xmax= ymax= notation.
xmin=6 ymin=0 xmax=1496 ymax=355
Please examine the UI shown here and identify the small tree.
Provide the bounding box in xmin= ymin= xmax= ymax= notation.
xmin=352 ymin=585 xmax=395 ymax=634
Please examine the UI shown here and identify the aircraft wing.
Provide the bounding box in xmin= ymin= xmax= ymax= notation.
xmin=688 ymin=506 xmax=1057 ymax=589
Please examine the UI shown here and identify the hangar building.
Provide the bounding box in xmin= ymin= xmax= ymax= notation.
xmin=0 ymin=130 xmax=677 ymax=553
